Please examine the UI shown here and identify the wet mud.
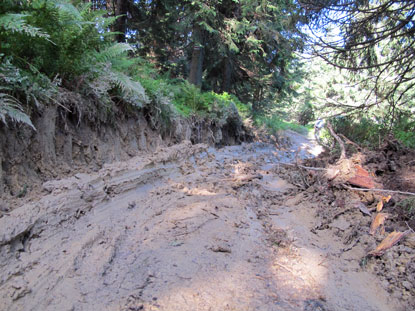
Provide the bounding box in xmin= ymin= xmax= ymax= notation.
xmin=0 ymin=132 xmax=408 ymax=311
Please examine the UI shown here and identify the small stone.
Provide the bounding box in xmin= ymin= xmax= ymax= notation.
xmin=398 ymin=266 xmax=406 ymax=274
xmin=209 ymin=244 xmax=232 ymax=253
xmin=128 ymin=201 xmax=136 ymax=209
xmin=402 ymin=281 xmax=412 ymax=290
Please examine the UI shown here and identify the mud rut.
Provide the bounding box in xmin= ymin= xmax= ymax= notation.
xmin=0 ymin=132 xmax=403 ymax=311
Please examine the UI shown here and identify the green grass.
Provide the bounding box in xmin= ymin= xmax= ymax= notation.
xmin=254 ymin=115 xmax=309 ymax=136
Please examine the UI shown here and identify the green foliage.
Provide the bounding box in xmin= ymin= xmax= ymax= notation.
xmin=92 ymin=44 xmax=148 ymax=107
xmin=330 ymin=116 xmax=385 ymax=148
xmin=297 ymin=102 xmax=315 ymax=126
xmin=290 ymin=56 xmax=415 ymax=150
xmin=0 ymin=13 xmax=51 ymax=39
xmin=128 ymin=57 xmax=250 ymax=118
xmin=175 ymin=82 xmax=209 ymax=113
xmin=393 ymin=117 xmax=415 ymax=148
xmin=0 ymin=0 xmax=149 ymax=127
xmin=0 ymin=56 xmax=58 ymax=112
xmin=254 ymin=115 xmax=309 ymax=136
xmin=94 ymin=43 xmax=133 ymax=64
xmin=0 ymin=0 xmax=307 ymax=132
xmin=0 ymin=90 xmax=35 ymax=129
xmin=171 ymin=83 xmax=250 ymax=118
xmin=130 ymin=0 xmax=306 ymax=114
xmin=308 ymin=0 xmax=415 ymax=108
xmin=326 ymin=113 xmax=415 ymax=149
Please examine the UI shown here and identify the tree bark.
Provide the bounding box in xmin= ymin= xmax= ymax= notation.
xmin=188 ymin=25 xmax=205 ymax=87
xmin=326 ymin=121 xmax=346 ymax=160
xmin=222 ymin=57 xmax=232 ymax=93
xmin=252 ymin=87 xmax=263 ymax=114
xmin=106 ymin=0 xmax=128 ymax=42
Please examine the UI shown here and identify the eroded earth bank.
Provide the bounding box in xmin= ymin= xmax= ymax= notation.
xmin=0 ymin=132 xmax=413 ymax=311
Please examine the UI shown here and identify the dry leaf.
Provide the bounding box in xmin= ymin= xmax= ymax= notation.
xmin=368 ymin=231 xmax=409 ymax=256
xmin=382 ymin=195 xmax=392 ymax=203
xmin=369 ymin=213 xmax=389 ymax=235
xmin=376 ymin=200 xmax=384 ymax=212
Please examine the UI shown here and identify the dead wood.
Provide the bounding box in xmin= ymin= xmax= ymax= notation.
xmin=339 ymin=134 xmax=362 ymax=150
xmin=342 ymin=184 xmax=415 ymax=196
xmin=273 ymin=162 xmax=328 ymax=171
xmin=326 ymin=121 xmax=346 ymax=160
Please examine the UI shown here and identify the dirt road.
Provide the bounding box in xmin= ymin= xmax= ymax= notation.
xmin=0 ymin=132 xmax=404 ymax=310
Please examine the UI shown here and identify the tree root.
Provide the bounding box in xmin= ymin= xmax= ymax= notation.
xmin=326 ymin=121 xmax=346 ymax=160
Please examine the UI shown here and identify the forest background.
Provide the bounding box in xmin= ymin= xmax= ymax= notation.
xmin=1 ymin=0 xmax=414 ymax=148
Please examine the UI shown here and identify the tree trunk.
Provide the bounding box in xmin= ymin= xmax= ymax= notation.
xmin=222 ymin=57 xmax=232 ymax=93
xmin=188 ymin=25 xmax=205 ymax=87
xmin=106 ymin=0 xmax=127 ymax=42
xmin=252 ymin=87 xmax=263 ymax=114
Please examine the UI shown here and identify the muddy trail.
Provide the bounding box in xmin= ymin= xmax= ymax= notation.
xmin=0 ymin=131 xmax=408 ymax=311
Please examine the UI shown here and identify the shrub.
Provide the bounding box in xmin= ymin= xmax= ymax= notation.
xmin=297 ymin=102 xmax=314 ymax=125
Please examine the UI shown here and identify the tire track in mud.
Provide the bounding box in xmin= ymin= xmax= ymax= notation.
xmin=0 ymin=137 xmax=405 ymax=310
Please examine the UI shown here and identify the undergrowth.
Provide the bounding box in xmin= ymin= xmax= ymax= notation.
xmin=0 ymin=1 xmax=150 ymax=128
xmin=131 ymin=58 xmax=250 ymax=118
xmin=331 ymin=115 xmax=415 ymax=149
xmin=0 ymin=0 xmax=250 ymax=133
xmin=254 ymin=114 xmax=309 ymax=136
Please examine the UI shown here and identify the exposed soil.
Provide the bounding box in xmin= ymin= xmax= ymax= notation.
xmin=0 ymin=101 xmax=252 ymax=197
xmin=0 ymin=132 xmax=412 ymax=311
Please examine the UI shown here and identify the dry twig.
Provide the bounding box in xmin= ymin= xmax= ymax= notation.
xmin=273 ymin=162 xmax=327 ymax=171
xmin=343 ymin=184 xmax=415 ymax=196
xmin=405 ymin=221 xmax=415 ymax=233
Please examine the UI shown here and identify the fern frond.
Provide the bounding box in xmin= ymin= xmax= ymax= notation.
xmin=94 ymin=43 xmax=134 ymax=63
xmin=53 ymin=1 xmax=82 ymax=21
xmin=96 ymin=15 xmax=120 ymax=30
xmin=109 ymin=71 xmax=149 ymax=107
xmin=0 ymin=92 xmax=35 ymax=129
xmin=0 ymin=13 xmax=51 ymax=40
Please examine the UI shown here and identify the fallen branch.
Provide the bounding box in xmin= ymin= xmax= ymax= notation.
xmin=342 ymin=184 xmax=415 ymax=196
xmin=274 ymin=162 xmax=328 ymax=171
xmin=339 ymin=134 xmax=362 ymax=150
xmin=326 ymin=121 xmax=346 ymax=160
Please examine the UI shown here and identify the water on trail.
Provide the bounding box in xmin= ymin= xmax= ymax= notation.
xmin=0 ymin=131 xmax=403 ymax=311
